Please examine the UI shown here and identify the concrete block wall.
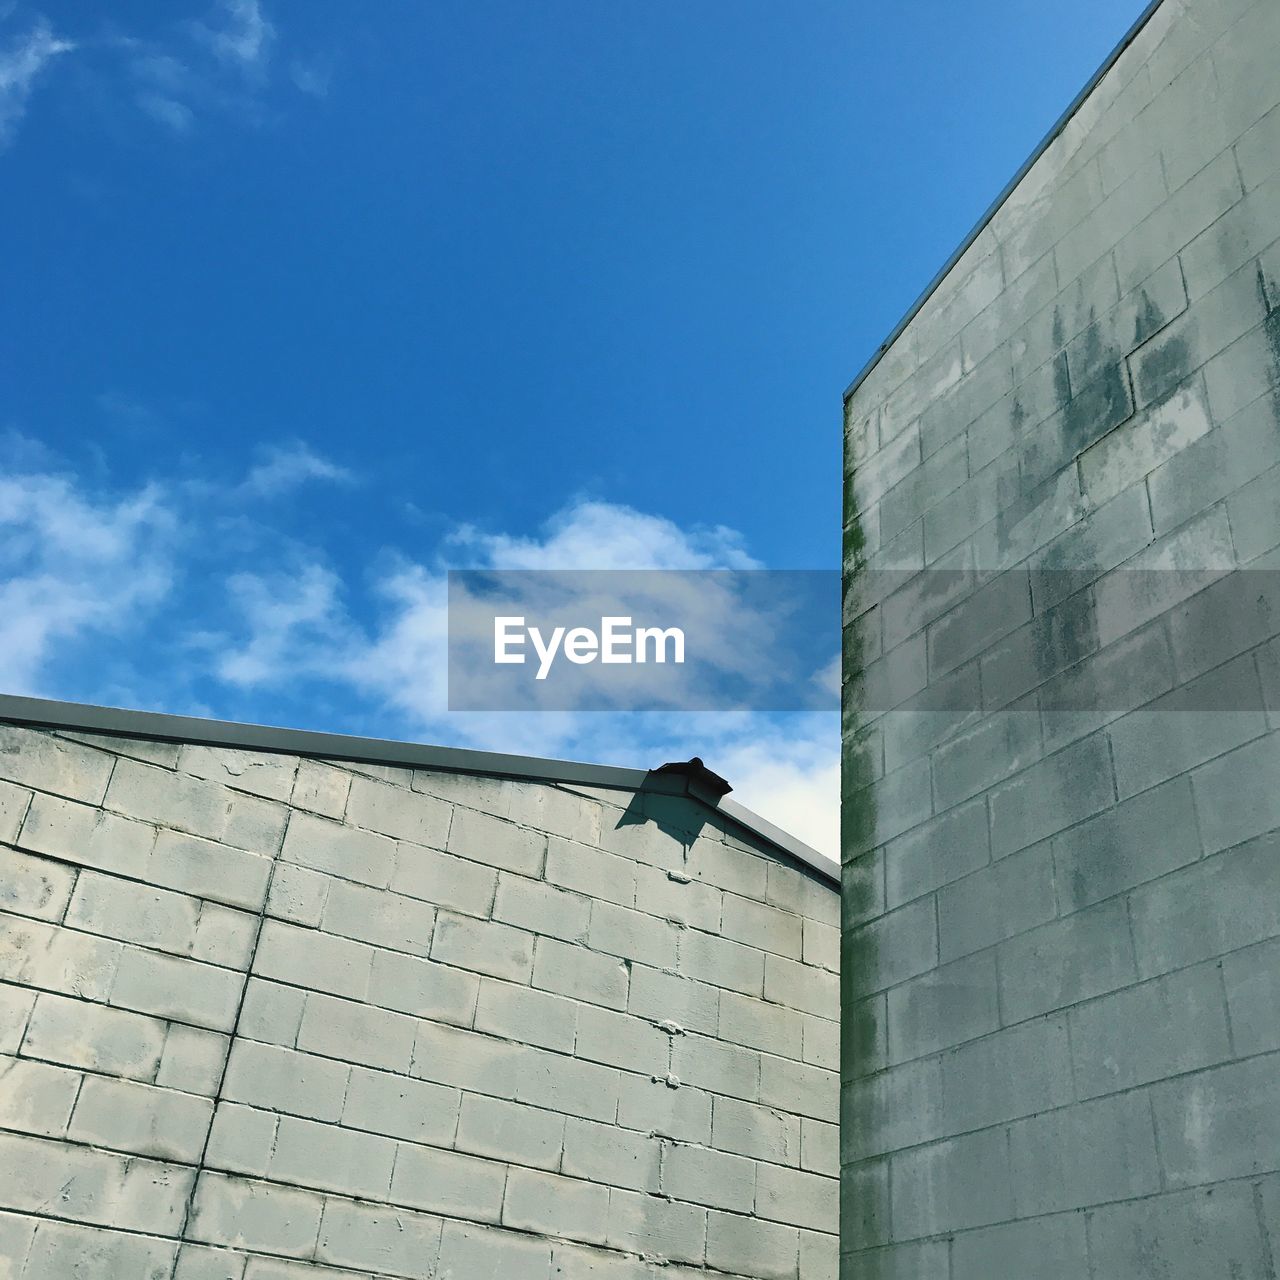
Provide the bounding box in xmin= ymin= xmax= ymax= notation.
xmin=0 ymin=720 xmax=839 ymax=1279
xmin=841 ymin=0 xmax=1280 ymax=1274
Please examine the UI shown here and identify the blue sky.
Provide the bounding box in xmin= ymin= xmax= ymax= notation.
xmin=1 ymin=0 xmax=1143 ymax=855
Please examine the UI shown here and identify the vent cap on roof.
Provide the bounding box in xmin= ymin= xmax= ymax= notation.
xmin=652 ymin=757 xmax=732 ymax=800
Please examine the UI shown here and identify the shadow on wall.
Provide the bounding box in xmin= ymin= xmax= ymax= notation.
xmin=613 ymin=758 xmax=734 ymax=854
xmin=614 ymin=789 xmax=710 ymax=851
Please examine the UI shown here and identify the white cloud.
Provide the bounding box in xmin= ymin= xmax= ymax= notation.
xmin=0 ymin=450 xmax=839 ymax=858
xmin=241 ymin=442 xmax=354 ymax=497
xmin=346 ymin=563 xmax=451 ymax=723
xmin=129 ymin=51 xmax=192 ymax=97
xmin=451 ymin=499 xmax=762 ymax=571
xmin=0 ymin=470 xmax=174 ymax=692
xmin=127 ymin=52 xmax=196 ymax=132
xmin=0 ymin=434 xmax=354 ymax=696
xmin=1 ymin=2 xmax=327 ymax=146
xmin=708 ymin=721 xmax=839 ymax=863
xmin=137 ymin=92 xmax=195 ymax=133
xmin=205 ymin=0 xmax=273 ymax=76
xmin=211 ymin=497 xmax=839 ymax=856
xmin=341 ymin=499 xmax=770 ymax=723
xmin=214 ymin=563 xmax=351 ymax=686
xmin=0 ymin=18 xmax=73 ymax=149
xmin=289 ymin=58 xmax=330 ymax=99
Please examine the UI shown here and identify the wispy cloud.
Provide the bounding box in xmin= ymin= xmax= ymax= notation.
xmin=137 ymin=91 xmax=195 ymax=133
xmin=0 ymin=433 xmax=354 ymax=695
xmin=127 ymin=50 xmax=191 ymax=96
xmin=201 ymin=0 xmax=273 ymax=78
xmin=449 ymin=499 xmax=763 ymax=571
xmin=704 ymin=722 xmax=839 ymax=862
xmin=0 ymin=468 xmax=174 ymax=692
xmin=240 ymin=442 xmax=355 ymax=498
xmin=214 ymin=563 xmax=351 ymax=686
xmin=125 ymin=2 xmax=277 ymax=133
xmin=126 ymin=51 xmax=197 ymax=133
xmin=288 ymin=57 xmax=330 ymax=100
xmin=0 ymin=17 xmax=74 ymax=149
xmin=211 ymin=497 xmax=838 ymax=855
xmin=0 ymin=1 xmax=323 ymax=150
xmin=0 ymin=448 xmax=838 ymax=857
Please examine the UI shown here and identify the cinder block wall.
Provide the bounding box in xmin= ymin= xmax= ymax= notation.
xmin=841 ymin=0 xmax=1280 ymax=1274
xmin=0 ymin=720 xmax=838 ymax=1279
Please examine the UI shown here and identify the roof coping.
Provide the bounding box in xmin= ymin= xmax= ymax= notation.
xmin=0 ymin=693 xmax=838 ymax=886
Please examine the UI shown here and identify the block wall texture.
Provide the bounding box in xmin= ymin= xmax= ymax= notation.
xmin=841 ymin=0 xmax=1280 ymax=1275
xmin=0 ymin=720 xmax=838 ymax=1279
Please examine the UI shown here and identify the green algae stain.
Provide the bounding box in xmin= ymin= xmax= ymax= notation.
xmin=840 ymin=443 xmax=884 ymax=1278
xmin=1259 ymin=265 xmax=1280 ymax=414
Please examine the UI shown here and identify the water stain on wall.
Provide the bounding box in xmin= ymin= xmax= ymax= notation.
xmin=839 ymin=457 xmax=883 ymax=1265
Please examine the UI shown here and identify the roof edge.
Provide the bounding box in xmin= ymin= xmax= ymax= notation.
xmin=843 ymin=0 xmax=1169 ymax=404
xmin=0 ymin=693 xmax=838 ymax=886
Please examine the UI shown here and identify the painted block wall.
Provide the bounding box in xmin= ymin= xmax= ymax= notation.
xmin=0 ymin=720 xmax=838 ymax=1279
xmin=841 ymin=0 xmax=1280 ymax=1274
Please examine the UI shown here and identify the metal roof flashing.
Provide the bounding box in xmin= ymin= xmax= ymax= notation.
xmin=842 ymin=0 xmax=1169 ymax=407
xmin=0 ymin=693 xmax=838 ymax=886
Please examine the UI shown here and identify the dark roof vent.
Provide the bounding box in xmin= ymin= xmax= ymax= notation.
xmin=652 ymin=756 xmax=732 ymax=800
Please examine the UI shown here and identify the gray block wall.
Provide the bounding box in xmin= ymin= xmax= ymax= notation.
xmin=0 ymin=720 xmax=838 ymax=1279
xmin=841 ymin=0 xmax=1280 ymax=1274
